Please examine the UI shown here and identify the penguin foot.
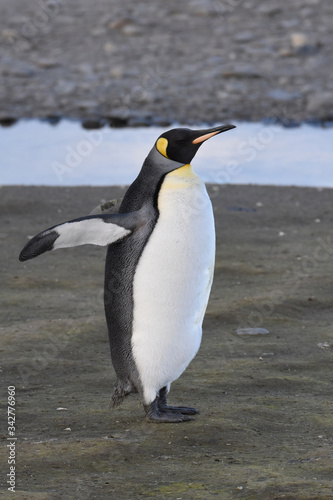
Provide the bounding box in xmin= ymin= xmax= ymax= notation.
xmin=157 ymin=386 xmax=199 ymax=416
xmin=144 ymin=400 xmax=194 ymax=423
xmin=159 ymin=405 xmax=199 ymax=416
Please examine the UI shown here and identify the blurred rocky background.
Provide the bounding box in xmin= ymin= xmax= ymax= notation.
xmin=0 ymin=0 xmax=332 ymax=126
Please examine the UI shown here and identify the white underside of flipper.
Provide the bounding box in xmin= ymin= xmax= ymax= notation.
xmin=131 ymin=165 xmax=215 ymax=404
xmin=51 ymin=218 xmax=131 ymax=248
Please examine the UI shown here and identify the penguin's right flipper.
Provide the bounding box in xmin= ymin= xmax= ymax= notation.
xmin=19 ymin=212 xmax=140 ymax=262
xmin=90 ymin=198 xmax=123 ymax=215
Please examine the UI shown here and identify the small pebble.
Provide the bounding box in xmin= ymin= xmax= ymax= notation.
xmin=36 ymin=59 xmax=59 ymax=69
xmin=317 ymin=342 xmax=331 ymax=349
xmin=222 ymin=63 xmax=262 ymax=79
xmin=290 ymin=32 xmax=319 ymax=55
xmin=90 ymin=27 xmax=106 ymax=37
xmin=236 ymin=328 xmax=269 ymax=335
xmin=1 ymin=29 xmax=18 ymax=41
xmin=103 ymin=42 xmax=116 ymax=53
xmin=122 ymin=23 xmax=142 ymax=36
xmin=234 ymin=32 xmax=255 ymax=43
xmin=77 ymin=100 xmax=99 ymax=111
xmin=291 ymin=33 xmax=309 ymax=50
xmin=110 ymin=66 xmax=124 ymax=79
xmin=258 ymin=5 xmax=281 ymax=16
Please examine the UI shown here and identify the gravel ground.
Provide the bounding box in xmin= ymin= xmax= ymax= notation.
xmin=1 ymin=0 xmax=333 ymax=125
xmin=1 ymin=185 xmax=333 ymax=499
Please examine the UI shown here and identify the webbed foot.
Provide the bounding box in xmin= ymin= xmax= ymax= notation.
xmin=159 ymin=405 xmax=199 ymax=415
xmin=157 ymin=386 xmax=199 ymax=416
xmin=144 ymin=399 xmax=194 ymax=423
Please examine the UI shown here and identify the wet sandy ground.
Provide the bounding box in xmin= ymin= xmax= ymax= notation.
xmin=1 ymin=184 xmax=333 ymax=499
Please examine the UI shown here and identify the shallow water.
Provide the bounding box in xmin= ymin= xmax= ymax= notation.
xmin=1 ymin=120 xmax=332 ymax=187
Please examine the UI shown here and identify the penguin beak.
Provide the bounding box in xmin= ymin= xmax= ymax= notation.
xmin=192 ymin=124 xmax=236 ymax=144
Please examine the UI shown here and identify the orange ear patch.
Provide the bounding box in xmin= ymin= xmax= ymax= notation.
xmin=156 ymin=137 xmax=169 ymax=158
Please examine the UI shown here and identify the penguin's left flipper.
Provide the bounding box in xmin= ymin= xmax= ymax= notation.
xmin=19 ymin=212 xmax=140 ymax=262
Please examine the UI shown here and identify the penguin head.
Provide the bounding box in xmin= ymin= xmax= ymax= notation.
xmin=155 ymin=124 xmax=236 ymax=165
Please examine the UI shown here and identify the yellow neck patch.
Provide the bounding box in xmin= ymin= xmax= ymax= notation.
xmin=169 ymin=164 xmax=194 ymax=178
xmin=156 ymin=137 xmax=169 ymax=158
xmin=160 ymin=164 xmax=198 ymax=194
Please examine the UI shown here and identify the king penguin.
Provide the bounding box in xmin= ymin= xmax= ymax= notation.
xmin=19 ymin=124 xmax=236 ymax=423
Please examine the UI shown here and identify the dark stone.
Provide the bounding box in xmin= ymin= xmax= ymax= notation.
xmin=0 ymin=117 xmax=18 ymax=127
xmin=306 ymin=93 xmax=333 ymax=121
xmin=105 ymin=116 xmax=128 ymax=128
xmin=222 ymin=64 xmax=262 ymax=79
xmin=45 ymin=116 xmax=62 ymax=125
xmin=81 ymin=119 xmax=106 ymax=130
xmin=150 ymin=116 xmax=173 ymax=127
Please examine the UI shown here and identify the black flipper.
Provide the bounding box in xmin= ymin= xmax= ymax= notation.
xmin=19 ymin=211 xmax=143 ymax=262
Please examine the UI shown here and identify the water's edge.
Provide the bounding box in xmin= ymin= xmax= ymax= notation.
xmin=1 ymin=119 xmax=332 ymax=187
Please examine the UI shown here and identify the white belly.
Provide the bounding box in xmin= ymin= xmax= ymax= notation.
xmin=131 ymin=165 xmax=215 ymax=404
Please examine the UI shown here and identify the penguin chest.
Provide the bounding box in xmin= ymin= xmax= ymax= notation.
xmin=131 ymin=166 xmax=215 ymax=401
